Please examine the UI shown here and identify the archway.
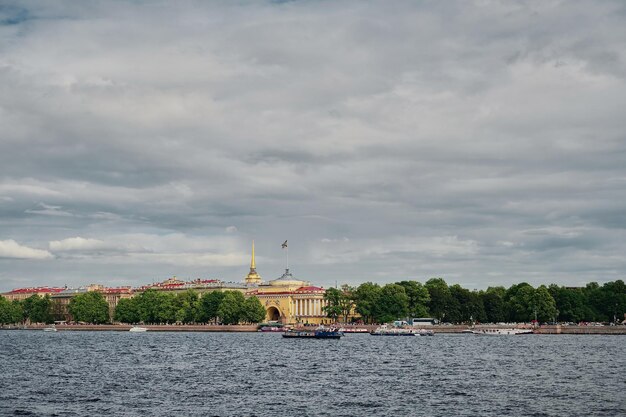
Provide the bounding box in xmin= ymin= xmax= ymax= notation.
xmin=267 ymin=306 xmax=281 ymax=322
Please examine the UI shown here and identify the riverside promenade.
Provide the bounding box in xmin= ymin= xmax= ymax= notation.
xmin=4 ymin=323 xmax=626 ymax=334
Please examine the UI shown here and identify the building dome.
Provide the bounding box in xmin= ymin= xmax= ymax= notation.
xmin=268 ymin=269 xmax=310 ymax=288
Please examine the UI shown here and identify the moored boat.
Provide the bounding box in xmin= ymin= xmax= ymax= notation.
xmin=472 ymin=328 xmax=534 ymax=335
xmin=338 ymin=327 xmax=369 ymax=333
xmin=43 ymin=326 xmax=57 ymax=332
xmin=371 ymin=325 xmax=416 ymax=336
xmin=129 ymin=326 xmax=148 ymax=332
xmin=282 ymin=326 xmax=342 ymax=339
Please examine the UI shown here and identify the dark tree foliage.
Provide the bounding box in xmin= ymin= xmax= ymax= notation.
xmin=242 ymin=296 xmax=266 ymax=324
xmin=376 ymin=284 xmax=409 ymax=324
xmin=353 ymin=282 xmax=381 ymax=324
xmin=69 ymin=291 xmax=110 ymax=324
xmin=396 ymin=281 xmax=430 ymax=318
xmin=22 ymin=294 xmax=54 ymax=324
xmin=0 ymin=296 xmax=23 ymax=324
xmin=197 ymin=291 xmax=225 ymax=323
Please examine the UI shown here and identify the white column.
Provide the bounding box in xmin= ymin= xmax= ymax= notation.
xmin=297 ymin=299 xmax=300 ymax=316
xmin=306 ymin=299 xmax=310 ymax=316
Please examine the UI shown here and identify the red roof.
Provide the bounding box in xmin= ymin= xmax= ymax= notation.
xmin=8 ymin=287 xmax=65 ymax=294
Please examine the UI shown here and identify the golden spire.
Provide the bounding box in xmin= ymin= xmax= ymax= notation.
xmin=251 ymin=240 xmax=256 ymax=270
xmin=245 ymin=240 xmax=262 ymax=285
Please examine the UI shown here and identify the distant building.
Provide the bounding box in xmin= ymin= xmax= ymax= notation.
xmin=1 ymin=241 xmax=344 ymax=325
xmin=242 ymin=242 xmax=332 ymax=325
xmin=2 ymin=286 xmax=65 ymax=301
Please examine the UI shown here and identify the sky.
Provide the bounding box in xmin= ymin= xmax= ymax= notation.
xmin=1 ymin=0 xmax=626 ymax=292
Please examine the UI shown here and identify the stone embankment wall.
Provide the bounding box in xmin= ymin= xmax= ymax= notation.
xmin=12 ymin=324 xmax=259 ymax=332
xmin=5 ymin=323 xmax=626 ymax=334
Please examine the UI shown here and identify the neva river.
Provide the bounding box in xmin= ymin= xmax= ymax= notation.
xmin=1 ymin=331 xmax=625 ymax=416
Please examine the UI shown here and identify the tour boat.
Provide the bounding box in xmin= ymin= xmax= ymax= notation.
xmin=472 ymin=328 xmax=534 ymax=335
xmin=282 ymin=326 xmax=342 ymax=339
xmin=370 ymin=325 xmax=416 ymax=336
xmin=129 ymin=326 xmax=148 ymax=332
xmin=338 ymin=327 xmax=369 ymax=333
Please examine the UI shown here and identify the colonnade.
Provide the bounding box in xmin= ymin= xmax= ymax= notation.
xmin=293 ymin=298 xmax=327 ymax=317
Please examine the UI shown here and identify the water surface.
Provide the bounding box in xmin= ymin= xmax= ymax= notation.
xmin=1 ymin=331 xmax=624 ymax=416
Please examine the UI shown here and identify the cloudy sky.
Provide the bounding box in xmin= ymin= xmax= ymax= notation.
xmin=1 ymin=0 xmax=626 ymax=292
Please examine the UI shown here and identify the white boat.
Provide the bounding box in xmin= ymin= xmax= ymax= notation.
xmin=371 ymin=325 xmax=416 ymax=336
xmin=43 ymin=326 xmax=57 ymax=332
xmin=472 ymin=328 xmax=534 ymax=335
xmin=338 ymin=327 xmax=369 ymax=333
xmin=129 ymin=326 xmax=148 ymax=332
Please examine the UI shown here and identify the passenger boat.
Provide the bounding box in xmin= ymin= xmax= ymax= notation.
xmin=129 ymin=326 xmax=148 ymax=332
xmin=282 ymin=326 xmax=342 ymax=339
xmin=370 ymin=325 xmax=416 ymax=336
xmin=338 ymin=327 xmax=369 ymax=333
xmin=472 ymin=328 xmax=534 ymax=335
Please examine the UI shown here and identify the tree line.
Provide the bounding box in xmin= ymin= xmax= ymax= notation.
xmin=323 ymin=278 xmax=626 ymax=324
xmin=0 ymin=289 xmax=267 ymax=325
xmin=2 ymin=279 xmax=625 ymax=325
xmin=114 ymin=289 xmax=266 ymax=325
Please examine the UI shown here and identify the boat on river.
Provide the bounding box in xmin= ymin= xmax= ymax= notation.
xmin=371 ymin=325 xmax=434 ymax=336
xmin=338 ymin=327 xmax=369 ymax=333
xmin=129 ymin=326 xmax=148 ymax=332
xmin=43 ymin=326 xmax=57 ymax=332
xmin=371 ymin=325 xmax=416 ymax=336
xmin=282 ymin=326 xmax=342 ymax=339
xmin=472 ymin=328 xmax=534 ymax=335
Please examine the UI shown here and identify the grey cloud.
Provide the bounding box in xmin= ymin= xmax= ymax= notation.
xmin=2 ymin=0 xmax=626 ymax=291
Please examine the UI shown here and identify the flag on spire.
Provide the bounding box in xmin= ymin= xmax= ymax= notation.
xmin=281 ymin=240 xmax=288 ymax=249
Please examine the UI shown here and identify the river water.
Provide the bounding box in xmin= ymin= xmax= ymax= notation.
xmin=0 ymin=331 xmax=624 ymax=416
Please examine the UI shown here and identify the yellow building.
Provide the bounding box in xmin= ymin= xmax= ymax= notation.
xmin=244 ymin=243 xmax=332 ymax=325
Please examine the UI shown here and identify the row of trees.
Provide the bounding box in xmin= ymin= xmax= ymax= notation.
xmin=324 ymin=279 xmax=626 ymax=324
xmin=113 ymin=289 xmax=266 ymax=325
xmin=0 ymin=289 xmax=267 ymax=325
xmin=3 ymin=279 xmax=625 ymax=325
xmin=0 ymin=294 xmax=55 ymax=324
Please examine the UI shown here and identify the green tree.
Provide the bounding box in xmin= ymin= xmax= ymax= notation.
xmin=532 ymin=285 xmax=558 ymax=323
xmin=449 ymin=284 xmax=486 ymax=323
xmin=397 ymin=281 xmax=430 ymax=318
xmin=217 ymin=291 xmax=246 ymax=324
xmin=114 ymin=298 xmax=140 ymax=323
xmin=23 ymin=294 xmax=53 ymax=324
xmin=481 ymin=287 xmax=506 ymax=323
xmin=339 ymin=285 xmax=355 ymax=323
xmin=134 ymin=289 xmax=165 ymax=324
xmin=174 ymin=290 xmax=199 ymax=324
xmin=0 ymin=296 xmax=23 ymax=324
xmin=157 ymin=292 xmax=178 ymax=323
xmin=376 ymin=284 xmax=409 ymax=323
xmin=197 ymin=291 xmax=225 ymax=323
xmin=353 ymin=282 xmax=381 ymax=323
xmin=242 ymin=296 xmax=266 ymax=323
xmin=323 ymin=287 xmax=343 ymax=322
xmin=69 ymin=291 xmax=110 ymax=324
xmin=506 ymin=283 xmax=535 ymax=322
xmin=548 ymin=284 xmax=590 ymax=323
xmin=425 ymin=278 xmax=453 ymax=322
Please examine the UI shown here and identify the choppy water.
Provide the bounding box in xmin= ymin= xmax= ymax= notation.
xmin=1 ymin=331 xmax=625 ymax=417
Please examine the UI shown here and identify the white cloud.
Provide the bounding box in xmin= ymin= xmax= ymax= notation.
xmin=0 ymin=240 xmax=53 ymax=260
xmin=49 ymin=237 xmax=111 ymax=252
